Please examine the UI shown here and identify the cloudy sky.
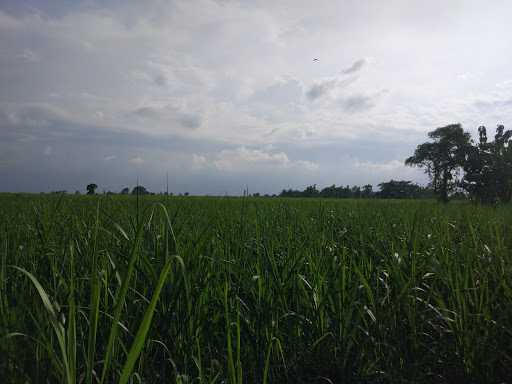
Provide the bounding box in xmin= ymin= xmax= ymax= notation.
xmin=1 ymin=0 xmax=511 ymax=194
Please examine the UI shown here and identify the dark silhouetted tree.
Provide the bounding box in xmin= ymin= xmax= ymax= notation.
xmin=378 ymin=180 xmax=421 ymax=199
xmin=303 ymin=184 xmax=319 ymax=197
xmin=319 ymin=184 xmax=338 ymax=198
xmin=341 ymin=185 xmax=351 ymax=198
xmin=351 ymin=185 xmax=361 ymax=198
xmin=278 ymin=182 xmax=432 ymax=199
xmin=86 ymin=183 xmax=98 ymax=195
xmin=131 ymin=185 xmax=149 ymax=195
xmin=493 ymin=125 xmax=512 ymax=203
xmin=120 ymin=187 xmax=130 ymax=195
xmin=463 ymin=125 xmax=512 ymax=203
xmin=362 ymin=184 xmax=373 ymax=198
xmin=405 ymin=124 xmax=471 ymax=202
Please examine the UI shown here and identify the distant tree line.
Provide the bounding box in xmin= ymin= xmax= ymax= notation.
xmin=279 ymin=180 xmax=436 ymax=199
xmin=81 ymin=184 xmax=191 ymax=196
xmin=279 ymin=123 xmax=511 ymax=203
xmin=85 ymin=184 xmax=154 ymax=195
xmin=57 ymin=123 xmax=512 ymax=204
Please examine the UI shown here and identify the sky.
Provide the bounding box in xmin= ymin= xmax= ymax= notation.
xmin=1 ymin=0 xmax=512 ymax=194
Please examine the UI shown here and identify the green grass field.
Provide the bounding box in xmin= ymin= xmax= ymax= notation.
xmin=1 ymin=195 xmax=511 ymax=383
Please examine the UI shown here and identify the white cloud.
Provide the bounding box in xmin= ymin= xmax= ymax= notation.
xmin=352 ymin=159 xmax=421 ymax=181
xmin=213 ymin=147 xmax=290 ymax=171
xmin=193 ymin=147 xmax=318 ymax=173
xmin=129 ymin=156 xmax=144 ymax=165
xmin=2 ymin=103 xmax=71 ymax=128
xmin=496 ymin=80 xmax=512 ymax=90
xmin=130 ymin=103 xmax=203 ymax=130
xmin=16 ymin=48 xmax=39 ymax=63
xmin=295 ymin=160 xmax=320 ymax=171
xmin=192 ymin=154 xmax=208 ymax=170
xmin=354 ymin=159 xmax=405 ymax=172
xmin=457 ymin=72 xmax=477 ymax=81
xmin=43 ymin=146 xmax=52 ymax=156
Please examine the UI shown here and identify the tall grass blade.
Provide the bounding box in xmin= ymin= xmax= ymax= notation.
xmin=119 ymin=256 xmax=173 ymax=384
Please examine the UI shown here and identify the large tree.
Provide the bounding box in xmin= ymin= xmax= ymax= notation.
xmin=405 ymin=124 xmax=471 ymax=202
xmin=494 ymin=125 xmax=512 ymax=203
xmin=463 ymin=125 xmax=512 ymax=203
xmin=362 ymin=184 xmax=373 ymax=198
xmin=131 ymin=185 xmax=149 ymax=195
xmin=86 ymin=183 xmax=98 ymax=195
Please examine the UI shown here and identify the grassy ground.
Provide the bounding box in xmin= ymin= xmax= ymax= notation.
xmin=1 ymin=194 xmax=511 ymax=383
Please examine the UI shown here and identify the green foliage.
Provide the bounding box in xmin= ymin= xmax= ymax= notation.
xmin=86 ymin=184 xmax=98 ymax=195
xmin=280 ymin=182 xmax=435 ymax=199
xmin=281 ymin=184 xmax=366 ymax=198
xmin=463 ymin=125 xmax=512 ymax=204
xmin=406 ymin=123 xmax=472 ymax=202
xmin=131 ymin=185 xmax=149 ymax=195
xmin=1 ymin=194 xmax=511 ymax=383
xmin=377 ymin=180 xmax=421 ymax=199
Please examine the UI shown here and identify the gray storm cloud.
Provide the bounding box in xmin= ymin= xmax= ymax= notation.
xmin=341 ymin=94 xmax=376 ymax=113
xmin=1 ymin=0 xmax=512 ymax=193
xmin=341 ymin=59 xmax=367 ymax=74
xmin=306 ymin=76 xmax=358 ymax=101
xmin=305 ymin=58 xmax=367 ymax=101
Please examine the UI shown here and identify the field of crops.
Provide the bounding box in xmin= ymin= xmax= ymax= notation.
xmin=1 ymin=194 xmax=511 ymax=383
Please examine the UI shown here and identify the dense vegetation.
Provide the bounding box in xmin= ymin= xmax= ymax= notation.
xmin=406 ymin=124 xmax=511 ymax=203
xmin=278 ymin=180 xmax=434 ymax=199
xmin=1 ymin=194 xmax=511 ymax=383
xmin=279 ymin=124 xmax=512 ymax=203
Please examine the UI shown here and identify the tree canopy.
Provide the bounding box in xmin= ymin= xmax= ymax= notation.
xmin=404 ymin=123 xmax=511 ymax=203
xmin=278 ymin=182 xmax=433 ymax=199
xmin=131 ymin=185 xmax=149 ymax=195
xmin=86 ymin=183 xmax=98 ymax=195
xmin=463 ymin=125 xmax=512 ymax=203
xmin=377 ymin=180 xmax=421 ymax=199
xmin=406 ymin=124 xmax=471 ymax=202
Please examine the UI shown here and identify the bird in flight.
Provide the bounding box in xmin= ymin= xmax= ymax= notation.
xmin=313 ymin=58 xmax=319 ymax=61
